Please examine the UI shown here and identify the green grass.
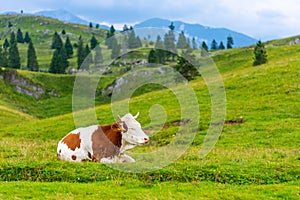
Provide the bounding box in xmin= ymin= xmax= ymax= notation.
xmin=0 ymin=18 xmax=300 ymax=198
xmin=0 ymin=181 xmax=299 ymax=199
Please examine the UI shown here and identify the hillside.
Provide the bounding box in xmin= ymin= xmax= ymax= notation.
xmin=0 ymin=34 xmax=299 ymax=198
xmin=0 ymin=14 xmax=107 ymax=70
xmin=134 ymin=18 xmax=257 ymax=47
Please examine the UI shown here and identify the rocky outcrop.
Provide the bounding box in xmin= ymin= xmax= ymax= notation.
xmin=0 ymin=69 xmax=60 ymax=99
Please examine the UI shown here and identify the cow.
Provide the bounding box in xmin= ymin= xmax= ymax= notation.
xmin=57 ymin=113 xmax=149 ymax=163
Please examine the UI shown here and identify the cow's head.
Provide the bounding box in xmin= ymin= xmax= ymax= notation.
xmin=119 ymin=113 xmax=149 ymax=145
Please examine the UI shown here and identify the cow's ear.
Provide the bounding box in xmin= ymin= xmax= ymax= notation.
xmin=112 ymin=123 xmax=122 ymax=132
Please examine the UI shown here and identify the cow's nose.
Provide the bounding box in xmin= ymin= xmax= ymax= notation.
xmin=144 ymin=138 xmax=149 ymax=143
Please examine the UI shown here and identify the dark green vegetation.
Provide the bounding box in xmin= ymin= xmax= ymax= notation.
xmin=0 ymin=15 xmax=299 ymax=199
xmin=0 ymin=14 xmax=107 ymax=71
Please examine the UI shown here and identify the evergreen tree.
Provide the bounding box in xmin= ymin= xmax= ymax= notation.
xmin=175 ymin=48 xmax=199 ymax=81
xmin=17 ymin=28 xmax=24 ymax=43
xmin=95 ymin=24 xmax=100 ymax=29
xmin=3 ymin=39 xmax=9 ymax=49
xmin=111 ymin=39 xmax=120 ymax=59
xmin=219 ymin=41 xmax=225 ymax=50
xmin=94 ymin=46 xmax=103 ymax=66
xmin=227 ymin=35 xmax=234 ymax=49
xmin=192 ymin=37 xmax=198 ymax=49
xmin=8 ymin=32 xmax=21 ymax=69
xmin=0 ymin=48 xmax=9 ymax=67
xmin=8 ymin=22 xmax=13 ymax=28
xmin=10 ymin=32 xmax=16 ymax=45
xmin=65 ymin=36 xmax=73 ymax=58
xmin=122 ymin=24 xmax=129 ymax=32
xmin=253 ymin=40 xmax=267 ymax=66
xmin=27 ymin=41 xmax=39 ymax=71
xmin=127 ymin=28 xmax=142 ymax=49
xmin=105 ymin=25 xmax=116 ymax=48
xmin=89 ymin=22 xmax=93 ymax=28
xmin=83 ymin=44 xmax=92 ymax=69
xmin=164 ymin=22 xmax=177 ymax=61
xmin=177 ymin=31 xmax=188 ymax=49
xmin=51 ymin=32 xmax=63 ymax=49
xmin=148 ymin=49 xmax=159 ymax=64
xmin=201 ymin=41 xmax=209 ymax=57
xmin=61 ymin=29 xmax=66 ymax=35
xmin=154 ymin=35 xmax=165 ymax=64
xmin=49 ymin=46 xmax=68 ymax=73
xmin=90 ymin=35 xmax=98 ymax=49
xmin=77 ymin=36 xmax=85 ymax=69
xmin=211 ymin=39 xmax=218 ymax=50
xmin=24 ymin=32 xmax=31 ymax=43
xmin=49 ymin=49 xmax=63 ymax=73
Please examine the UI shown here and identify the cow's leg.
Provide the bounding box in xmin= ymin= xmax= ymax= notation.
xmin=119 ymin=154 xmax=135 ymax=163
xmin=100 ymin=157 xmax=115 ymax=164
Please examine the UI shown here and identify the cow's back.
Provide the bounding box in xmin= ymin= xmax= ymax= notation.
xmin=57 ymin=125 xmax=98 ymax=162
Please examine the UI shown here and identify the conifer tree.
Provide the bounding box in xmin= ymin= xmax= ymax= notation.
xmin=175 ymin=48 xmax=199 ymax=81
xmin=83 ymin=44 xmax=92 ymax=69
xmin=90 ymin=35 xmax=98 ymax=49
xmin=17 ymin=28 xmax=24 ymax=43
xmin=27 ymin=41 xmax=39 ymax=71
xmin=219 ymin=41 xmax=225 ymax=50
xmin=177 ymin=31 xmax=188 ymax=49
xmin=164 ymin=22 xmax=177 ymax=61
xmin=8 ymin=32 xmax=21 ymax=69
xmin=77 ymin=36 xmax=85 ymax=69
xmin=201 ymin=41 xmax=209 ymax=57
xmin=105 ymin=25 xmax=116 ymax=49
xmin=148 ymin=49 xmax=159 ymax=64
xmin=65 ymin=36 xmax=73 ymax=58
xmin=3 ymin=39 xmax=9 ymax=49
xmin=211 ymin=39 xmax=218 ymax=50
xmin=192 ymin=37 xmax=198 ymax=49
xmin=94 ymin=46 xmax=103 ymax=66
xmin=51 ymin=32 xmax=63 ymax=49
xmin=227 ymin=35 xmax=234 ymax=49
xmin=154 ymin=35 xmax=165 ymax=64
xmin=24 ymin=32 xmax=31 ymax=43
xmin=0 ymin=48 xmax=9 ymax=67
xmin=111 ymin=39 xmax=120 ymax=59
xmin=253 ymin=40 xmax=267 ymax=66
xmin=89 ymin=22 xmax=93 ymax=28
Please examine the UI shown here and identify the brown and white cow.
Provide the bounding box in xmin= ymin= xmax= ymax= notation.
xmin=57 ymin=113 xmax=149 ymax=163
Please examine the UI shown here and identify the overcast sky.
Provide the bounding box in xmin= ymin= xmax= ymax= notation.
xmin=1 ymin=0 xmax=299 ymax=40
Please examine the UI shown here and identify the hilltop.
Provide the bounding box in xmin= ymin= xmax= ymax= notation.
xmin=0 ymin=14 xmax=107 ymax=70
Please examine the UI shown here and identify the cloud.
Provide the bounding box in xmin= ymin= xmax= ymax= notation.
xmin=0 ymin=0 xmax=299 ymax=40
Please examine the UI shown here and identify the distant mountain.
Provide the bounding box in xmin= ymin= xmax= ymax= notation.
xmin=34 ymin=9 xmax=109 ymax=29
xmin=134 ymin=18 xmax=257 ymax=48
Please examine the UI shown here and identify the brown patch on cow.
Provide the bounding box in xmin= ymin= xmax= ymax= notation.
xmin=91 ymin=123 xmax=122 ymax=161
xmin=72 ymin=155 xmax=76 ymax=160
xmin=62 ymin=133 xmax=81 ymax=151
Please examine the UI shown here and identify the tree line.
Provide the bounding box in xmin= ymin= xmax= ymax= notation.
xmin=0 ymin=23 xmax=267 ymax=75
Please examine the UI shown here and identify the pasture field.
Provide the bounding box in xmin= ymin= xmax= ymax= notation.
xmin=0 ymin=31 xmax=300 ymax=198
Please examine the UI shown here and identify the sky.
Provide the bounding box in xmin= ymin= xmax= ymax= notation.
xmin=0 ymin=0 xmax=299 ymax=41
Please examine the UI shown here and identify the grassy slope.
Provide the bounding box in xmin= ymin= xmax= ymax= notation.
xmin=0 ymin=36 xmax=299 ymax=198
xmin=0 ymin=14 xmax=107 ymax=70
